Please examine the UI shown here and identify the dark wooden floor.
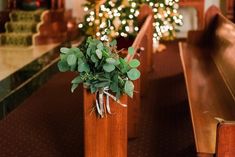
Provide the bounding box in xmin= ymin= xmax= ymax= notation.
xmin=128 ymin=40 xmax=197 ymax=157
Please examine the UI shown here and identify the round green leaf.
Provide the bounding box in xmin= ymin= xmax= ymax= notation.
xmin=71 ymin=83 xmax=79 ymax=93
xmin=96 ymin=49 xmax=102 ymax=59
xmin=106 ymin=58 xmax=116 ymax=64
xmin=110 ymin=40 xmax=117 ymax=47
xmin=71 ymin=47 xmax=80 ymax=52
xmin=97 ymin=42 xmax=103 ymax=50
xmin=71 ymin=47 xmax=83 ymax=57
xmin=127 ymin=68 xmax=140 ymax=80
xmin=60 ymin=47 xmax=70 ymax=54
xmin=67 ymin=54 xmax=77 ymax=66
xmin=114 ymin=59 xmax=120 ymax=65
xmin=71 ymin=76 xmax=83 ymax=84
xmin=129 ymin=59 xmax=140 ymax=68
xmin=58 ymin=60 xmax=69 ymax=72
xmin=91 ymin=55 xmax=98 ymax=63
xmin=128 ymin=47 xmax=135 ymax=55
xmin=103 ymin=63 xmax=115 ymax=72
xmin=124 ymin=81 xmax=134 ymax=98
xmin=78 ymin=63 xmax=90 ymax=72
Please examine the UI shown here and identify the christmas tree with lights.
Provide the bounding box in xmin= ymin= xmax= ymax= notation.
xmin=79 ymin=0 xmax=183 ymax=42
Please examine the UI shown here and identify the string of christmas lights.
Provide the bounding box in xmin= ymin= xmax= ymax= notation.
xmin=79 ymin=0 xmax=183 ymax=42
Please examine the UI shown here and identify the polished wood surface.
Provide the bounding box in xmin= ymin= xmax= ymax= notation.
xmin=180 ymin=42 xmax=235 ymax=154
xmin=179 ymin=0 xmax=205 ymax=29
xmin=83 ymin=89 xmax=127 ymax=157
xmin=136 ymin=4 xmax=153 ymax=74
xmin=179 ymin=6 xmax=235 ymax=156
xmin=210 ymin=15 xmax=235 ymax=98
xmin=33 ymin=10 xmax=67 ymax=45
xmin=225 ymin=0 xmax=234 ymax=21
xmin=126 ymin=4 xmax=153 ymax=138
xmin=216 ymin=122 xmax=235 ymax=157
xmin=0 ymin=43 xmax=60 ymax=82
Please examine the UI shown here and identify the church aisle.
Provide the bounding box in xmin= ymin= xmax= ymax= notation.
xmin=128 ymin=40 xmax=196 ymax=157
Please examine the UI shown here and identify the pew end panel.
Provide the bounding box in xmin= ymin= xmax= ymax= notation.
xmin=83 ymin=89 xmax=127 ymax=157
xmin=216 ymin=122 xmax=235 ymax=157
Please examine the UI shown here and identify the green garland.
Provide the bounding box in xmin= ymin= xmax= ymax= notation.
xmin=79 ymin=0 xmax=183 ymax=41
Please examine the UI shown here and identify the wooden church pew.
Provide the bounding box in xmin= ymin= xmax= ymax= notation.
xmin=179 ymin=6 xmax=235 ymax=157
xmin=126 ymin=4 xmax=153 ymax=139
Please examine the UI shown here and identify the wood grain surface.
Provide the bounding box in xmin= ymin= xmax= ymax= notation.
xmin=83 ymin=89 xmax=127 ymax=157
xmin=179 ymin=6 xmax=235 ymax=156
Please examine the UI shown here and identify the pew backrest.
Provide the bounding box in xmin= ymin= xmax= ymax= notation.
xmin=179 ymin=6 xmax=235 ymax=156
xmin=126 ymin=4 xmax=153 ymax=138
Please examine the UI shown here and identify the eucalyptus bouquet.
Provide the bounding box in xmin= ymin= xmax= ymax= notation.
xmin=58 ymin=37 xmax=140 ymax=117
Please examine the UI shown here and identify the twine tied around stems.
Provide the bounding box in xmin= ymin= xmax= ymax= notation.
xmin=95 ymin=87 xmax=127 ymax=118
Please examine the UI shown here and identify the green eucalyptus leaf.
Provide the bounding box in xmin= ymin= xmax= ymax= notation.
xmin=129 ymin=59 xmax=140 ymax=68
xmin=103 ymin=63 xmax=115 ymax=72
xmin=116 ymin=90 xmax=121 ymax=100
xmin=97 ymin=42 xmax=103 ymax=50
xmin=110 ymin=81 xmax=119 ymax=92
xmin=98 ymin=76 xmax=110 ymax=81
xmin=67 ymin=54 xmax=77 ymax=66
xmin=119 ymin=58 xmax=129 ymax=73
xmin=110 ymin=40 xmax=117 ymax=47
xmin=96 ymin=49 xmax=102 ymax=59
xmin=84 ymin=82 xmax=91 ymax=88
xmin=58 ymin=60 xmax=69 ymax=72
xmin=127 ymin=68 xmax=141 ymax=80
xmin=106 ymin=58 xmax=116 ymax=64
xmin=78 ymin=63 xmax=90 ymax=72
xmin=71 ymin=47 xmax=79 ymax=52
xmin=60 ymin=54 xmax=67 ymax=60
xmin=71 ymin=83 xmax=79 ymax=93
xmin=114 ymin=59 xmax=120 ymax=65
xmin=77 ymin=58 xmax=84 ymax=65
xmin=128 ymin=47 xmax=135 ymax=55
xmin=71 ymin=47 xmax=83 ymax=57
xmin=71 ymin=76 xmax=83 ymax=84
xmin=90 ymin=85 xmax=97 ymax=93
xmin=91 ymin=54 xmax=98 ymax=63
xmin=60 ymin=47 xmax=70 ymax=54
xmin=124 ymin=81 xmax=134 ymax=98
xmin=70 ymin=64 xmax=77 ymax=71
xmin=95 ymin=81 xmax=110 ymax=88
xmin=87 ymin=47 xmax=91 ymax=56
xmin=87 ymin=36 xmax=92 ymax=43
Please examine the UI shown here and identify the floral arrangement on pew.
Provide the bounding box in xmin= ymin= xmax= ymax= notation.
xmin=57 ymin=37 xmax=140 ymax=117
